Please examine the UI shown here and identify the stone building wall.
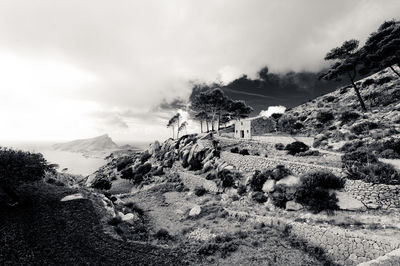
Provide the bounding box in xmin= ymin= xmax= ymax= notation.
xmin=226 ymin=209 xmax=400 ymax=266
xmin=344 ymin=179 xmax=400 ymax=209
xmin=220 ymin=151 xmax=343 ymax=176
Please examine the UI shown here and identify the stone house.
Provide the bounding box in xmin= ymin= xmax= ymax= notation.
xmin=234 ymin=116 xmax=276 ymax=139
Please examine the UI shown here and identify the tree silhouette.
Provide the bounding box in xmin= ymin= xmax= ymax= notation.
xmin=320 ymin=39 xmax=367 ymax=112
xmin=360 ymin=19 xmax=400 ymax=77
xmin=178 ymin=121 xmax=188 ymax=135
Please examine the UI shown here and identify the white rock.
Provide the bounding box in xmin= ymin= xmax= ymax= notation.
xmin=336 ymin=191 xmax=367 ymax=211
xmin=61 ymin=193 xmax=84 ymax=202
xmin=285 ymin=200 xmax=303 ymax=211
xmin=262 ymin=179 xmax=276 ymax=193
xmin=189 ymin=205 xmax=201 ymax=216
xmin=121 ymin=213 xmax=136 ymax=224
xmin=276 ymin=175 xmax=301 ymax=187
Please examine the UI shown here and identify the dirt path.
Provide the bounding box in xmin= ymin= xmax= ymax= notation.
xmin=0 ymin=183 xmax=182 ymax=266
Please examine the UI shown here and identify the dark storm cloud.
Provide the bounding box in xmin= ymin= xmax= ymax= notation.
xmin=0 ymin=0 xmax=399 ymax=141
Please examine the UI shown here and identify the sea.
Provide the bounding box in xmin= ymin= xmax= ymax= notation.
xmin=1 ymin=141 xmax=149 ymax=176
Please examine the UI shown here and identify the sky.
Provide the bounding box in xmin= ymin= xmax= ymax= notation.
xmin=0 ymin=0 xmax=399 ymax=143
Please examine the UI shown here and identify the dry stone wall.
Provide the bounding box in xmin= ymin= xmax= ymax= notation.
xmin=226 ymin=209 xmax=400 ymax=266
xmin=344 ymin=179 xmax=400 ymax=209
xmin=220 ymin=151 xmax=343 ymax=176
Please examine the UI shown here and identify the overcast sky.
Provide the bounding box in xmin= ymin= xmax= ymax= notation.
xmin=0 ymin=0 xmax=399 ymax=142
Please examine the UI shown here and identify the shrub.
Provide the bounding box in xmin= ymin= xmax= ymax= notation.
xmin=340 ymin=111 xmax=360 ymax=125
xmin=154 ymin=229 xmax=172 ymax=240
xmin=342 ymin=150 xmax=400 ymax=184
xmin=198 ymin=243 xmax=219 ymax=256
xmin=108 ymin=216 xmax=122 ymax=226
xmin=217 ymin=170 xmax=241 ymax=188
xmin=351 ymin=121 xmax=379 ymax=135
xmin=324 ymin=96 xmax=336 ymax=102
xmin=249 ymin=170 xmax=271 ymax=191
xmin=92 ymin=176 xmax=112 ymax=190
xmin=140 ymin=151 xmax=152 ymax=163
xmin=271 ymin=165 xmax=291 ymax=181
xmin=230 ymin=147 xmax=239 ymax=153
xmin=277 ymin=115 xmax=298 ymax=134
xmin=121 ymin=163 xmax=152 ymax=184
xmin=251 ymin=192 xmax=267 ymax=203
xmin=271 ymin=113 xmax=283 ymax=120
xmin=205 ymin=171 xmax=217 ymax=180
xmin=116 ymin=157 xmax=133 ymax=171
xmin=269 ymin=184 xmax=292 ymax=208
xmin=339 ymin=140 xmax=365 ymax=153
xmin=293 ymin=122 xmax=304 ymax=130
xmin=380 ymin=149 xmax=400 ymax=159
xmin=316 ymin=111 xmax=334 ymax=124
xmin=285 ymin=141 xmax=309 ymax=155
xmin=239 ymin=149 xmax=250 ymax=155
xmin=339 ymin=86 xmax=349 ymax=94
xmin=124 ymin=201 xmax=145 ymax=215
xmin=295 ymin=171 xmax=344 ymax=213
xmin=275 ymin=143 xmax=285 ymax=150
xmin=362 ymin=78 xmax=375 ymax=88
xmin=194 ymin=186 xmax=207 ymax=196
xmin=376 ymin=76 xmax=393 ymax=85
xmin=237 ymin=184 xmax=247 ymax=196
xmin=296 ymin=150 xmax=320 ymax=157
xmin=0 ymin=147 xmax=56 ymax=185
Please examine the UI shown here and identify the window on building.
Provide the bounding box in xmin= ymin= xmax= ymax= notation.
xmin=236 ymin=130 xmax=238 ymax=133
xmin=241 ymin=122 xmax=243 ymax=125
xmin=247 ymin=130 xmax=249 ymax=133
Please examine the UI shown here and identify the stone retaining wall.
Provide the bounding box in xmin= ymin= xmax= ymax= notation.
xmin=358 ymin=248 xmax=400 ymax=265
xmin=344 ymin=180 xmax=400 ymax=209
xmin=226 ymin=209 xmax=400 ymax=266
xmin=220 ymin=151 xmax=343 ymax=176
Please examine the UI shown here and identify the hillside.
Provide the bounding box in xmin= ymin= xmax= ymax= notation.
xmin=53 ymin=134 xmax=119 ymax=153
xmin=280 ymin=66 xmax=400 ymax=157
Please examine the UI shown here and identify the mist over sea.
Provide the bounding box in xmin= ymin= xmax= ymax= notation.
xmin=1 ymin=141 xmax=149 ymax=176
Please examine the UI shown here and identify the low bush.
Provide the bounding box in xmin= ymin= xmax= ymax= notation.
xmin=351 ymin=121 xmax=379 ymax=135
xmin=380 ymin=149 xmax=400 ymax=159
xmin=124 ymin=201 xmax=144 ymax=215
xmin=116 ymin=157 xmax=133 ymax=171
xmin=362 ymin=78 xmax=375 ymax=88
xmin=271 ymin=165 xmax=291 ymax=181
xmin=140 ymin=151 xmax=152 ymax=163
xmin=194 ymin=186 xmax=207 ymax=196
xmin=239 ymin=149 xmax=250 ymax=155
xmin=376 ymin=76 xmax=393 ymax=85
xmin=275 ymin=143 xmax=285 ymax=150
xmin=339 ymin=140 xmax=365 ymax=153
xmin=340 ymin=111 xmax=360 ymax=125
xmin=251 ymin=192 xmax=267 ymax=203
xmin=316 ymin=111 xmax=334 ymax=123
xmin=249 ymin=170 xmax=271 ymax=191
xmin=0 ymin=147 xmax=56 ymax=185
xmin=285 ymin=141 xmax=309 ymax=155
xmin=295 ymin=171 xmax=344 ymax=213
xmin=92 ymin=176 xmax=112 ymax=190
xmin=271 ymin=113 xmax=283 ymax=120
xmin=230 ymin=147 xmax=239 ymax=153
xmin=269 ymin=184 xmax=294 ymax=208
xmin=121 ymin=163 xmax=152 ymax=184
xmin=217 ymin=169 xmax=242 ymax=188
xmin=293 ymin=121 xmax=304 ymax=130
xmin=277 ymin=115 xmax=298 ymax=134
xmin=237 ymin=184 xmax=247 ymax=196
xmin=295 ymin=150 xmax=320 ymax=157
xmin=324 ymin=96 xmax=336 ymax=102
xmin=198 ymin=243 xmax=219 ymax=256
xmin=108 ymin=216 xmax=123 ymax=226
xmin=342 ymin=149 xmax=400 ymax=185
xmin=154 ymin=229 xmax=173 ymax=240
xmin=205 ymin=171 xmax=217 ymax=180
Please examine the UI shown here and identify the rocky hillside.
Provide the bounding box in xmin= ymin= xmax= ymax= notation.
xmin=278 ymin=67 xmax=400 ymax=158
xmin=53 ymin=134 xmax=119 ymax=153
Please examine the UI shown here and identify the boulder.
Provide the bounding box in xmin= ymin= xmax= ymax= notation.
xmin=262 ymin=179 xmax=276 ymax=193
xmin=285 ymin=200 xmax=303 ymax=211
xmin=61 ymin=193 xmax=84 ymax=202
xmin=335 ymin=191 xmax=367 ymax=211
xmin=189 ymin=205 xmax=201 ymax=217
xmin=120 ymin=212 xmax=137 ymax=224
xmin=202 ymin=160 xmax=214 ymax=173
xmin=276 ymin=175 xmax=301 ymax=187
xmin=149 ymin=141 xmax=161 ymax=155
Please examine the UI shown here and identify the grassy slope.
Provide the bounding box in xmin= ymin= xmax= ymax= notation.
xmin=0 ymin=182 xmax=182 ymax=266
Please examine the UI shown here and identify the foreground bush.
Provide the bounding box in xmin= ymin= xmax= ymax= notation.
xmin=116 ymin=157 xmax=133 ymax=171
xmin=0 ymin=147 xmax=56 ymax=184
xmin=316 ymin=111 xmax=334 ymax=124
xmin=92 ymin=175 xmax=112 ymax=190
xmin=350 ymin=121 xmax=379 ymax=135
xmin=295 ymin=171 xmax=344 ymax=213
xmin=121 ymin=163 xmax=152 ymax=184
xmin=249 ymin=170 xmax=271 ymax=191
xmin=217 ymin=169 xmax=242 ymax=188
xmin=342 ymin=150 xmax=400 ymax=185
xmin=285 ymin=141 xmax=309 ymax=155
xmin=339 ymin=111 xmax=360 ymax=125
xmin=194 ymin=186 xmax=207 ymax=196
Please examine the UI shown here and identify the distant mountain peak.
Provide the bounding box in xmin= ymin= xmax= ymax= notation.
xmin=53 ymin=134 xmax=119 ymax=153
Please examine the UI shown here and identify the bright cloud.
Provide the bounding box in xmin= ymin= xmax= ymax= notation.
xmin=259 ymin=106 xmax=286 ymax=117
